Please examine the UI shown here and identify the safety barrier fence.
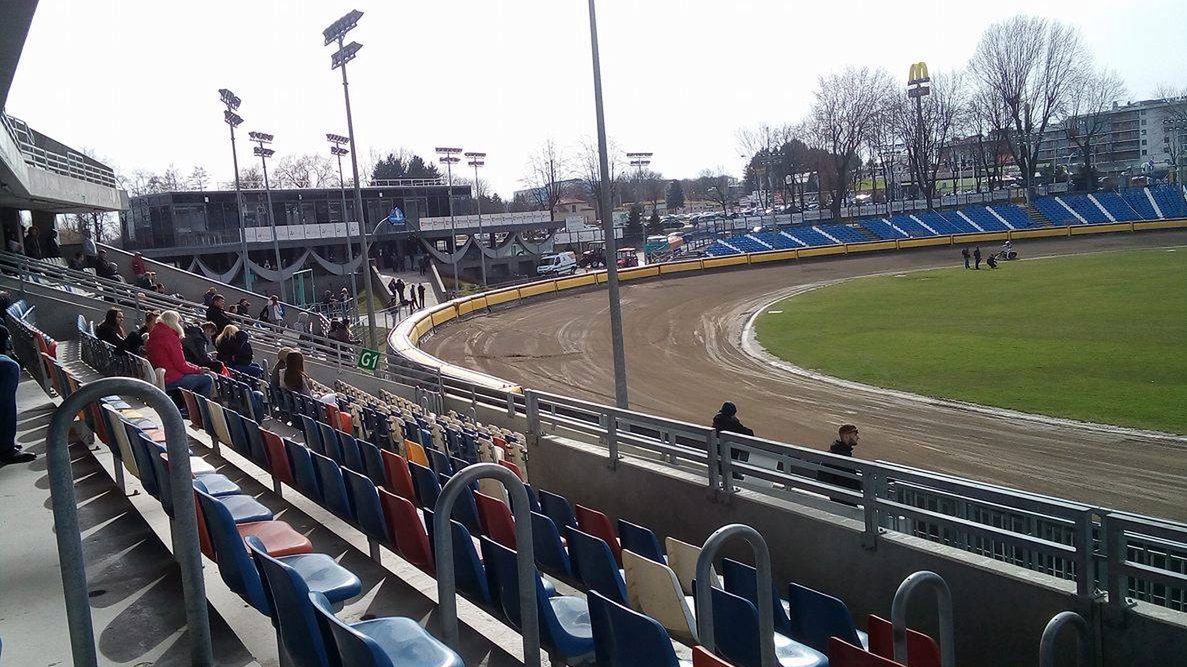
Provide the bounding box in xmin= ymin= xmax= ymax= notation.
xmin=387 ymin=219 xmax=1187 ymax=616
xmin=2 ymin=112 xmax=119 ymax=188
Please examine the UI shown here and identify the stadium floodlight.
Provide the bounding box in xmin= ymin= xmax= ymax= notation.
xmin=587 ymin=0 xmax=630 ymax=409
xmin=331 ymin=42 xmax=363 ymax=70
xmin=219 ymin=88 xmax=251 ymax=289
xmin=436 ymin=147 xmax=464 ymax=291
xmin=323 ymin=9 xmax=363 ymax=45
xmin=627 ymin=151 xmax=653 ymax=217
xmin=218 ymin=88 xmax=241 ymax=110
xmin=466 ymin=152 xmax=488 ymax=290
xmin=250 ymin=130 xmax=285 ymax=301
xmin=327 ymin=132 xmax=358 ymax=309
xmin=323 ymin=10 xmax=377 ymax=348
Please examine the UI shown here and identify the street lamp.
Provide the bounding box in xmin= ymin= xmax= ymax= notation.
xmin=249 ymin=131 xmax=285 ymax=301
xmin=626 ymin=151 xmax=652 ymax=213
xmin=436 ymin=147 xmax=463 ymax=292
xmin=587 ymin=0 xmax=630 ymax=409
xmin=328 ymin=133 xmax=358 ymax=309
xmin=324 ymin=8 xmax=378 ymax=348
xmin=219 ymin=88 xmax=252 ymax=290
xmin=464 ymin=151 xmax=488 ymax=290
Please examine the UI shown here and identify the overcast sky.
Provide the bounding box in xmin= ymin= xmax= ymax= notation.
xmin=9 ymin=0 xmax=1187 ymax=196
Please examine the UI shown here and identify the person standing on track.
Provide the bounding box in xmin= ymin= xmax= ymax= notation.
xmin=961 ymin=247 xmax=970 ymax=269
xmin=973 ymin=246 xmax=982 ymax=269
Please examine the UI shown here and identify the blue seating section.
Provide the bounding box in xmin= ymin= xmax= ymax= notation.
xmin=731 ymin=236 xmax=769 ymax=253
xmin=753 ymin=231 xmax=801 ymax=250
xmin=1059 ymin=194 xmax=1110 ymax=223
xmin=1032 ymin=196 xmax=1079 ymax=225
xmin=889 ymin=215 xmax=936 ymax=237
xmin=993 ymin=204 xmax=1034 ymax=229
xmin=1152 ymin=184 xmax=1187 ymax=218
xmin=859 ymin=218 xmax=906 ymax=240
xmin=1092 ymin=191 xmax=1141 ymax=222
xmin=1121 ymin=188 xmax=1159 ymax=219
xmin=960 ymin=207 xmax=1009 ymax=231
xmin=818 ymin=224 xmax=867 ymax=244
xmin=788 ymin=227 xmax=834 ymax=246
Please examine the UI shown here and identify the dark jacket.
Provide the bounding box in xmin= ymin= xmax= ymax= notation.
xmin=95 ymin=321 xmax=127 ymax=352
xmin=205 ymin=304 xmax=230 ymax=334
xmin=216 ymin=331 xmax=254 ymax=366
xmin=182 ymin=325 xmax=213 ymax=366
xmin=42 ymin=233 xmax=60 ymax=259
xmin=23 ymin=231 xmax=41 ymax=259
xmin=712 ymin=412 xmax=754 ymax=437
xmin=818 ymin=440 xmax=861 ymax=491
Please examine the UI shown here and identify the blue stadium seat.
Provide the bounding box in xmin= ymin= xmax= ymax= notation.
xmin=818 ymin=224 xmax=867 ymax=244
xmin=357 ymin=440 xmax=387 ymax=488
xmin=1151 ymin=184 xmax=1187 ymax=218
xmin=960 ymin=207 xmax=1008 ymax=231
xmin=192 ymin=477 xmax=273 ymax=524
xmin=539 ymin=489 xmax=577 ymax=530
xmin=709 ymin=586 xmax=826 ymax=667
xmin=993 ymin=204 xmax=1034 ymax=228
xmin=587 ymin=590 xmax=689 ymax=667
xmin=567 ymin=526 xmax=629 ymax=606
xmin=722 ymin=558 xmax=792 ymax=635
xmin=286 ymin=439 xmax=324 ymax=504
xmin=310 ymin=593 xmax=463 ymax=667
xmin=300 ymin=414 xmax=325 ymax=456
xmin=338 ymin=433 xmax=364 ymax=475
xmin=1121 ymin=187 xmax=1159 ymax=219
xmin=311 ymin=451 xmax=354 ymax=521
xmin=788 ymin=227 xmax=834 ymax=246
xmin=423 ymin=510 xmax=493 ymax=604
xmin=859 ymin=218 xmax=905 ymax=240
xmin=1032 ymin=196 xmax=1080 ymax=225
xmin=939 ymin=211 xmax=980 ymax=234
xmin=888 ymin=215 xmax=935 ymax=237
xmin=343 ymin=468 xmax=393 ymax=547
xmin=617 ymin=519 xmax=666 ymax=564
xmin=318 ymin=422 xmax=344 ymax=464
xmin=1061 ymin=194 xmax=1109 ymax=223
xmin=1093 ymin=191 xmax=1140 ymax=221
xmin=786 ymin=583 xmax=869 ymax=654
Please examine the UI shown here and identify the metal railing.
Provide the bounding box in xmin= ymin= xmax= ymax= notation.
xmin=368 ymin=177 xmax=447 ymax=188
xmin=2 ymin=112 xmax=119 ymax=188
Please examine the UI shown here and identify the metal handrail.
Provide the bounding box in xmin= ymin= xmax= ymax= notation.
xmin=46 ymin=377 xmax=212 ymax=666
xmin=694 ymin=524 xmax=776 ymax=667
xmin=890 ymin=571 xmax=955 ymax=667
xmin=2 ymin=113 xmax=118 ymax=188
xmin=1038 ymin=611 xmax=1093 ymax=667
xmin=432 ymin=464 xmax=540 ymax=666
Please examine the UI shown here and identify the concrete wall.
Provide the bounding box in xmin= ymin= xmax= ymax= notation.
xmin=526 ymin=432 xmax=1187 ymax=667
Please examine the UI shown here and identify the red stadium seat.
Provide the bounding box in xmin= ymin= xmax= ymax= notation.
xmin=474 ymin=491 xmax=517 ymax=548
xmin=828 ymin=638 xmax=904 ymax=666
xmin=576 ymin=504 xmax=622 ymax=566
xmin=260 ymin=430 xmax=294 ymax=487
xmin=498 ymin=459 xmax=525 ymax=482
xmin=865 ymin=615 xmax=940 ymax=667
xmin=380 ymin=449 xmax=418 ymax=502
xmin=692 ymin=646 xmax=736 ymax=666
xmin=379 ymin=488 xmax=434 ymax=574
xmin=182 ymin=390 xmax=204 ymax=431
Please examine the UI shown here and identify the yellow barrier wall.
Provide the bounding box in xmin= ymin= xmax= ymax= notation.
xmin=750 ymin=249 xmax=799 ymax=264
xmin=1010 ymin=227 xmax=1069 ymax=240
xmin=1070 ymin=222 xmax=1131 ymax=236
xmin=898 ymin=237 xmax=952 ymax=249
xmin=845 ymin=241 xmax=897 ymax=253
xmin=619 ymin=265 xmax=661 ymax=281
xmin=797 ymin=245 xmax=847 ymax=258
xmin=517 ymin=282 xmax=557 ymax=299
xmin=555 ymin=274 xmax=597 ymax=291
xmin=702 ymin=255 xmax=750 ymax=269
xmin=430 ymin=307 xmax=458 ymax=327
xmin=659 ymin=260 xmax=704 ymax=274
xmin=953 ymin=232 xmax=1010 ymax=244
xmin=1134 ymin=219 xmax=1187 ymax=231
xmin=484 ymin=289 xmax=521 ymax=307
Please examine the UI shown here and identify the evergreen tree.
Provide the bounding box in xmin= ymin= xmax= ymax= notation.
xmin=625 ymin=203 xmax=645 ymax=245
xmin=665 ymin=179 xmax=685 ymax=212
xmin=646 ymin=210 xmax=664 ymax=235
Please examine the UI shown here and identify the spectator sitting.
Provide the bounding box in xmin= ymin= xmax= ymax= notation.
xmin=235 ymin=298 xmax=252 ymax=316
xmin=145 ymin=310 xmax=214 ymax=397
xmin=122 ymin=311 xmax=158 ymax=357
xmin=205 ymin=294 xmax=230 ymax=334
xmin=279 ymin=350 xmax=313 ymax=397
xmin=131 ymin=252 xmax=147 ymax=277
xmin=327 ymin=319 xmax=359 ymax=345
xmin=43 ymin=228 xmax=61 ymax=259
xmin=215 ymin=324 xmax=263 ymax=377
xmin=269 ymin=347 xmax=296 ymax=388
xmin=202 ymin=287 xmax=218 ymax=307
xmin=95 ymin=307 xmax=141 ymax=355
xmin=95 ymin=250 xmax=118 ymax=280
xmin=23 ymin=225 xmax=42 ymax=259
xmin=817 ymin=424 xmax=862 ymax=494
xmin=1 ymin=323 xmax=36 ymax=464
xmin=183 ymin=320 xmax=222 ymax=372
xmin=68 ymin=252 xmax=87 ymax=271
xmin=135 ymin=270 xmax=154 ymax=289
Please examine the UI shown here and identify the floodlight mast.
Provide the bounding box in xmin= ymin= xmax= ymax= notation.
xmin=465 ymin=151 xmax=488 ymax=289
xmin=250 ymin=131 xmax=285 ymax=301
xmin=325 ymin=9 xmax=378 ymax=349
xmin=627 ymin=151 xmax=652 ymax=215
xmin=436 ymin=147 xmax=463 ymax=292
xmin=328 ymin=133 xmax=359 ymax=310
xmin=220 ymin=88 xmax=251 ymax=290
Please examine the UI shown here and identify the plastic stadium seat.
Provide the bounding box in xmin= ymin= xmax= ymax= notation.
xmin=358 ymin=440 xmax=387 ymax=488
xmin=787 ymin=583 xmax=868 ymax=654
xmin=423 ymin=511 xmax=492 ymax=604
xmin=379 ymin=489 xmax=434 ymax=574
xmin=567 ymin=526 xmax=629 ymax=606
xmin=709 ymin=586 xmax=826 ymax=667
xmin=205 ymin=401 xmax=234 ymax=447
xmin=475 ymin=491 xmax=517 ymax=549
xmin=343 ymin=468 xmax=393 ymax=546
xmin=1121 ymin=188 xmax=1158 ymax=219
xmin=301 ymin=415 xmax=325 ymax=456
xmin=247 ymin=538 xmax=365 ymax=667
xmin=404 ymin=439 xmax=430 ymax=468
xmin=434 ymin=472 xmax=482 ymax=536
xmin=427 ymin=447 xmax=454 ymax=476
xmin=194 ymin=486 xmax=313 ymax=561
xmin=191 ymin=477 xmax=273 ymax=523
xmin=261 ymin=430 xmax=294 ymax=486
xmin=319 ymin=422 xmax=344 ymax=464
xmin=618 ymin=519 xmax=666 ymax=564
xmin=622 ymin=549 xmax=697 ymax=645
xmin=828 ymin=638 xmax=903 ymax=667
xmin=481 ymin=537 xmax=595 ymax=663
xmin=409 ymin=462 xmax=441 ymax=508
xmin=339 ymin=433 xmax=365 ymax=475
xmin=181 ymin=389 xmax=203 ymax=431
xmin=539 ymin=489 xmax=577 ymax=531
xmin=224 ymin=409 xmax=252 ymax=458
xmin=865 ymin=615 xmax=940 ymax=667
xmin=311 ymin=451 xmax=354 ymax=521
xmin=531 ymin=511 xmax=574 ymax=579
xmin=694 ymin=646 xmax=736 ymax=667
xmin=588 ymin=589 xmax=690 ymax=667
xmin=287 ymin=440 xmax=324 ymax=504
xmin=310 ymin=593 xmax=463 ymax=667
xmin=665 ymin=536 xmax=719 ymax=596
xmin=499 ymin=459 xmax=525 ymax=481
xmin=576 ymin=504 xmax=622 ymax=566
xmin=380 ymin=450 xmax=418 ymax=502
xmin=722 ymin=558 xmax=792 ymax=635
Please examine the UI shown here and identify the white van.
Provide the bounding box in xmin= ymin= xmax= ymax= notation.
xmin=536 ymin=251 xmax=577 ymax=276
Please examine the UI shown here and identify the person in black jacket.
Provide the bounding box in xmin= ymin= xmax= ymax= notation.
xmin=961 ymin=246 xmax=970 ymax=269
xmin=183 ymin=321 xmax=222 ymax=372
xmin=95 ymin=307 xmax=153 ymax=355
xmin=205 ymin=294 xmax=231 ymax=335
xmin=973 ymin=246 xmax=982 ymax=269
xmin=818 ymin=424 xmax=862 ymax=499
xmin=22 ymin=225 xmax=42 ymax=259
xmin=215 ymin=325 xmax=262 ymax=377
xmin=712 ymin=401 xmax=753 ymax=480
xmin=42 ymin=228 xmax=60 ymax=259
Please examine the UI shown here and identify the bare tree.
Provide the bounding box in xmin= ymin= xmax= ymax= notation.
xmin=1063 ymin=68 xmax=1126 ymax=190
xmin=188 ymin=166 xmax=210 ymax=190
xmin=969 ymin=15 xmax=1087 ymax=200
xmin=737 ymin=124 xmax=780 ymax=208
xmin=692 ymin=170 xmax=735 ymax=215
xmin=893 ymin=70 xmax=968 ymax=209
xmin=1154 ymin=85 xmax=1187 ymax=184
xmin=525 ymin=139 xmax=569 ymax=218
xmin=240 ymin=165 xmax=264 ymax=189
xmin=579 ymin=138 xmax=622 ymax=224
xmin=70 ymin=210 xmax=119 ymax=244
xmin=807 ymin=67 xmax=895 ymax=217
xmin=273 ymin=153 xmax=337 ymax=188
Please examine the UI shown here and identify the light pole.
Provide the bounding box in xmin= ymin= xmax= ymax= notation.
xmin=436 ymin=147 xmax=463 ymax=293
xmin=465 ymin=151 xmax=488 ymax=290
xmin=587 ymin=0 xmax=629 ymax=409
xmin=328 ymin=133 xmax=358 ymax=309
xmin=324 ymin=9 xmax=378 ymax=348
xmin=249 ymin=131 xmax=284 ymax=301
xmin=219 ymin=88 xmax=251 ymax=290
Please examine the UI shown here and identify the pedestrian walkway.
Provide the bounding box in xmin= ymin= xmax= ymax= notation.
xmin=378 ymin=269 xmax=439 ymax=309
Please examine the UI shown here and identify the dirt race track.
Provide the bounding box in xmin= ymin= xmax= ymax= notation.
xmin=423 ymin=230 xmax=1187 ymax=521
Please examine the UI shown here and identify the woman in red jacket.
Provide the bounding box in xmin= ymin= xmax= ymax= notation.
xmin=145 ymin=310 xmax=214 ymax=397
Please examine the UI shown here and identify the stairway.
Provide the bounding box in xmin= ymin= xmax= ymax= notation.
xmin=1023 ymin=203 xmax=1053 ymax=227
xmin=855 ymin=225 xmax=881 ymax=242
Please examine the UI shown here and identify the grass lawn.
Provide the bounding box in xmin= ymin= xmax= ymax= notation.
xmin=755 ymin=248 xmax=1187 ymax=434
